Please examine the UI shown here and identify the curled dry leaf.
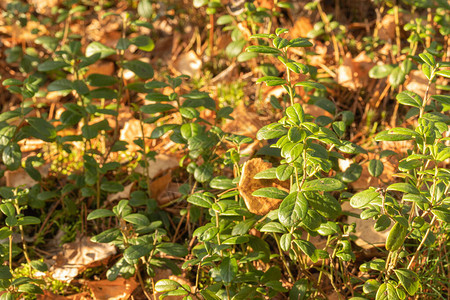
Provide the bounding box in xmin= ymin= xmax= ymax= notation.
xmin=87 ymin=277 xmax=139 ymax=300
xmin=238 ymin=158 xmax=289 ymax=215
xmin=173 ymin=50 xmax=202 ymax=78
xmin=51 ymin=237 xmax=116 ymax=282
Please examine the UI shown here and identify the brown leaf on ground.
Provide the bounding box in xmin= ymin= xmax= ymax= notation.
xmin=290 ymin=17 xmax=314 ymax=38
xmin=173 ymin=51 xmax=202 ymax=78
xmin=405 ymin=70 xmax=436 ymax=97
xmin=134 ymin=154 xmax=179 ymax=179
xmin=119 ymin=119 xmax=154 ymax=152
xmin=107 ymin=182 xmax=135 ymax=203
xmin=222 ymin=104 xmax=266 ymax=138
xmin=151 ymin=172 xmax=172 ymax=204
xmin=238 ymin=158 xmax=289 ymax=215
xmin=85 ymin=61 xmax=116 ymax=77
xmin=4 ymin=164 xmax=50 ymax=188
xmin=303 ymin=104 xmax=333 ymax=119
xmin=87 ymin=277 xmax=139 ymax=300
xmin=51 ymin=236 xmax=116 ymax=282
xmin=0 ymin=21 xmax=48 ymax=43
xmin=37 ymin=291 xmax=91 ymax=300
xmin=336 ymin=52 xmax=374 ymax=90
xmin=342 ymin=202 xmax=391 ymax=249
xmin=377 ymin=15 xmax=396 ymax=40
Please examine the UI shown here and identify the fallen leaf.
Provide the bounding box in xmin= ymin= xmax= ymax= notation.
xmin=85 ymin=61 xmax=116 ymax=77
xmin=336 ymin=52 xmax=374 ymax=90
xmin=119 ymin=119 xmax=154 ymax=152
xmin=134 ymin=154 xmax=179 ymax=179
xmin=5 ymin=164 xmax=50 ymax=188
xmin=290 ymin=17 xmax=314 ymax=38
xmin=87 ymin=277 xmax=139 ymax=300
xmin=151 ymin=172 xmax=172 ymax=204
xmin=378 ymin=15 xmax=396 ymax=40
xmin=342 ymin=202 xmax=391 ymax=249
xmin=405 ymin=70 xmax=436 ymax=98
xmin=173 ymin=51 xmax=202 ymax=78
xmin=107 ymin=182 xmax=135 ymax=203
xmin=238 ymin=158 xmax=289 ymax=215
xmin=222 ymin=104 xmax=266 ymax=138
xmin=51 ymin=236 xmax=116 ymax=282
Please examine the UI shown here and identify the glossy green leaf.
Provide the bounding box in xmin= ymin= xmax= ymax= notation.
xmin=394 ymin=269 xmax=420 ymax=296
xmin=187 ymin=193 xmax=213 ymax=208
xmin=278 ymin=192 xmax=308 ymax=227
xmin=369 ymin=159 xmax=384 ymax=177
xmin=87 ymin=209 xmax=115 ymax=220
xmin=350 ymin=188 xmax=381 ymax=208
xmin=302 ymin=178 xmax=345 ymax=192
xmin=295 ymin=81 xmax=326 ymax=90
xmin=369 ymin=64 xmax=394 ymax=79
xmin=37 ymin=60 xmax=69 ymax=72
xmin=91 ymin=228 xmax=121 ymax=243
xmin=252 ymin=187 xmax=288 ymax=199
xmin=293 ymin=239 xmax=319 ymax=263
xmin=154 ymin=279 xmax=179 ymax=292
xmin=375 ymin=282 xmax=400 ymax=300
xmin=123 ymin=213 xmax=150 ymax=226
xmin=123 ymin=60 xmax=154 ymax=79
xmin=385 ymin=222 xmax=408 ymax=251
xmin=219 ymin=257 xmax=238 ymax=283
xmin=85 ymin=41 xmax=115 ymax=59
xmin=387 ymin=182 xmax=420 ymax=194
xmin=396 ymin=91 xmax=422 ymax=108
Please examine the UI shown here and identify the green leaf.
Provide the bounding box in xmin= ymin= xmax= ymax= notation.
xmin=200 ymin=289 xmax=221 ymax=300
xmin=256 ymin=123 xmax=288 ymax=140
xmin=260 ymin=222 xmax=287 ymax=233
xmin=394 ymin=269 xmax=420 ymax=296
xmin=87 ymin=209 xmax=115 ymax=220
xmin=0 ymin=203 xmax=15 ymax=218
xmin=374 ymin=214 xmax=391 ymax=232
xmin=2 ymin=143 xmax=21 ymax=170
xmin=295 ymin=81 xmax=326 ymax=90
xmin=369 ymin=64 xmax=394 ymax=79
xmin=130 ymin=35 xmax=155 ymax=52
xmin=226 ymin=39 xmax=247 ymax=58
xmin=389 ymin=67 xmax=406 ymax=88
xmin=387 ymin=182 xmax=420 ymax=194
xmin=302 ymin=178 xmax=345 ymax=192
xmin=337 ymin=163 xmax=362 ymax=183
xmin=273 ymin=37 xmax=290 ymax=49
xmin=0 ymin=266 xmax=12 ymax=279
xmin=369 ymin=159 xmax=384 ymax=177
xmin=237 ymin=52 xmax=258 ymax=62
xmin=254 ymin=168 xmax=277 ymax=179
xmin=155 ymin=279 xmax=180 ymax=292
xmin=140 ymin=103 xmax=174 ymax=114
xmin=25 ymin=117 xmax=57 ymax=142
xmin=293 ymin=239 xmax=319 ymax=263
xmin=157 ymin=243 xmax=188 ymax=257
xmin=375 ymin=282 xmax=400 ymax=300
xmin=375 ymin=130 xmax=415 ymax=141
xmin=91 ymin=228 xmax=121 ymax=243
xmin=419 ymin=52 xmax=435 ymax=67
xmin=219 ymin=257 xmax=238 ymax=283
xmin=278 ymin=192 xmax=308 ymax=227
xmin=100 ymin=181 xmax=124 ymax=193
xmin=289 ymin=37 xmax=313 ymax=47
xmin=137 ymin=0 xmax=153 ymax=19
xmin=85 ymin=41 xmax=115 ymax=59
xmin=194 ymin=164 xmax=213 ymax=183
xmin=386 ymin=222 xmax=408 ymax=251
xmin=17 ymin=216 xmax=41 ymax=226
xmin=47 ymin=79 xmax=73 ymax=92
xmin=396 ymin=91 xmax=422 ymax=108
xmin=123 ymin=213 xmax=150 ymax=226
xmin=222 ymin=236 xmax=249 ymax=245
xmin=276 ymin=164 xmax=294 ymax=181
xmin=124 ymin=244 xmax=152 ymax=263
xmin=123 ymin=60 xmax=154 ymax=79
xmin=350 ymin=188 xmax=381 ymax=208
xmin=252 ymin=187 xmax=288 ymax=199
xmin=431 ymin=95 xmax=450 ymax=106
xmin=286 ymin=103 xmax=304 ymax=125
xmin=179 ymin=107 xmax=199 ymax=119
xmin=436 ymin=70 xmax=450 ymax=78
xmin=37 ymin=60 xmax=69 ymax=72
xmin=86 ymin=74 xmax=118 ymax=87
xmin=17 ymin=283 xmax=43 ymax=294
xmin=246 ymin=45 xmax=282 ymax=55
xmin=187 ymin=193 xmax=213 ymax=208
xmin=30 ymin=260 xmax=48 ymax=272
xmin=210 ymin=176 xmax=235 ymax=190
xmin=217 ymin=15 xmax=233 ymax=25
xmin=306 ymin=192 xmax=341 ymax=219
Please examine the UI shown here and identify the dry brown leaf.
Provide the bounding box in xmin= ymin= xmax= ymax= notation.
xmin=85 ymin=61 xmax=115 ymax=77
xmin=303 ymin=104 xmax=333 ymax=119
xmin=5 ymin=164 xmax=50 ymax=188
xmin=0 ymin=21 xmax=48 ymax=42
xmin=151 ymin=172 xmax=172 ymax=204
xmin=107 ymin=182 xmax=135 ymax=203
xmin=119 ymin=119 xmax=154 ymax=152
xmin=158 ymin=182 xmax=183 ymax=204
xmin=290 ymin=17 xmax=314 ymax=38
xmin=336 ymin=52 xmax=374 ymax=90
xmin=342 ymin=202 xmax=390 ymax=249
xmin=37 ymin=291 xmax=91 ymax=300
xmin=134 ymin=154 xmax=179 ymax=179
xmin=238 ymin=158 xmax=289 ymax=215
xmin=29 ymin=0 xmax=61 ymax=14
xmin=51 ymin=237 xmax=116 ymax=282
xmin=405 ymin=70 xmax=436 ymax=97
xmin=173 ymin=51 xmax=202 ymax=78
xmin=87 ymin=277 xmax=139 ymax=300
xmin=378 ymin=14 xmax=396 ymax=40
xmin=222 ymin=104 xmax=266 ymax=138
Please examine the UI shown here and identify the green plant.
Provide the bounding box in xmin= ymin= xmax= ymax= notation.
xmin=351 ymin=51 xmax=449 ymax=299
